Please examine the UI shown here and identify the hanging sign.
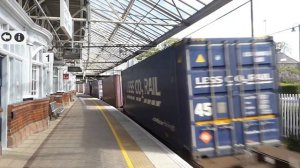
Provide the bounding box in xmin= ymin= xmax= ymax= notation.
xmin=60 ymin=0 xmax=73 ymax=39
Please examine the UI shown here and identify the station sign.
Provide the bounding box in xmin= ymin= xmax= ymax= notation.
xmin=42 ymin=53 xmax=54 ymax=63
xmin=68 ymin=66 xmax=82 ymax=72
xmin=63 ymin=48 xmax=81 ymax=59
xmin=0 ymin=31 xmax=27 ymax=44
xmin=63 ymin=73 xmax=69 ymax=80
xmin=76 ymin=80 xmax=85 ymax=84
xmin=60 ymin=0 xmax=73 ymax=39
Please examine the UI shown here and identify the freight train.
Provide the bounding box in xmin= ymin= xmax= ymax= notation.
xmin=80 ymin=37 xmax=281 ymax=166
xmin=82 ymin=80 xmax=103 ymax=99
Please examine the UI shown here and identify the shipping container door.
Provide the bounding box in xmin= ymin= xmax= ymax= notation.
xmin=188 ymin=42 xmax=237 ymax=157
xmin=233 ymin=41 xmax=279 ymax=146
xmin=98 ymin=80 xmax=103 ymax=99
xmin=188 ymin=39 xmax=279 ymax=158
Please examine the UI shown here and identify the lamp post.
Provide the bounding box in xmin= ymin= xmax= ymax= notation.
xmin=250 ymin=0 xmax=254 ymax=37
xmin=298 ymin=25 xmax=300 ymax=64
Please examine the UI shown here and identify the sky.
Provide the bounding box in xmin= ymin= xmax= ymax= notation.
xmin=173 ymin=0 xmax=300 ymax=61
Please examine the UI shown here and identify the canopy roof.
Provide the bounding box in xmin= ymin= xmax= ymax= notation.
xmin=18 ymin=0 xmax=231 ymax=75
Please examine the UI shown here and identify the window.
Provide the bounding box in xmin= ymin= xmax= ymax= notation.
xmin=53 ymin=67 xmax=58 ymax=92
xmin=9 ymin=58 xmax=14 ymax=102
xmin=15 ymin=59 xmax=22 ymax=101
xmin=9 ymin=58 xmax=23 ymax=103
xmin=32 ymin=65 xmax=39 ymax=95
xmin=45 ymin=70 xmax=50 ymax=95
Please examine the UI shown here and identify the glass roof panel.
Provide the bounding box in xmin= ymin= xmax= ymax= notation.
xmin=83 ymin=0 xmax=231 ymax=73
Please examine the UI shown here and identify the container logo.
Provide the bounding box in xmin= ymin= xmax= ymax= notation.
xmin=199 ymin=131 xmax=212 ymax=144
xmin=126 ymin=77 xmax=162 ymax=107
xmin=242 ymin=51 xmax=272 ymax=57
xmin=196 ymin=54 xmax=206 ymax=63
xmin=194 ymin=73 xmax=273 ymax=88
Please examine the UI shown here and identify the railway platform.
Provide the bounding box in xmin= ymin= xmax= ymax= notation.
xmin=0 ymin=94 xmax=191 ymax=168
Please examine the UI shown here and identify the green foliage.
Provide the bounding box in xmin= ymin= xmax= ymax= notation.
xmin=279 ymin=83 xmax=300 ymax=94
xmin=136 ymin=47 xmax=160 ymax=60
xmin=278 ymin=66 xmax=300 ymax=83
xmin=159 ymin=38 xmax=180 ymax=49
xmin=287 ymin=134 xmax=300 ymax=152
xmin=278 ymin=67 xmax=300 ymax=75
xmin=276 ymin=42 xmax=291 ymax=53
xmin=136 ymin=38 xmax=180 ymax=60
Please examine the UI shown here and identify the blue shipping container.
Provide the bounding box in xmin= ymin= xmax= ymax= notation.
xmin=122 ymin=37 xmax=279 ymax=159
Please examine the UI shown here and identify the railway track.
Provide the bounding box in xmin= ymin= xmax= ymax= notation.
xmin=191 ymin=145 xmax=300 ymax=168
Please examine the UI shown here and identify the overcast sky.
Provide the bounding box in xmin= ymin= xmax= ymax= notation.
xmin=174 ymin=0 xmax=300 ymax=60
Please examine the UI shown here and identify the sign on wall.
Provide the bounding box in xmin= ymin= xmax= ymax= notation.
xmin=0 ymin=31 xmax=27 ymax=44
xmin=68 ymin=66 xmax=82 ymax=72
xmin=63 ymin=73 xmax=69 ymax=80
xmin=60 ymin=0 xmax=73 ymax=39
xmin=42 ymin=53 xmax=54 ymax=63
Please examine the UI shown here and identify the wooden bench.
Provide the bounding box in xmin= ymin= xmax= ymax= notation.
xmin=49 ymin=101 xmax=64 ymax=119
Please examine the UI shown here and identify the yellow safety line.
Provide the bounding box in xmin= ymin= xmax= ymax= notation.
xmin=195 ymin=114 xmax=276 ymax=126
xmin=94 ymin=101 xmax=134 ymax=168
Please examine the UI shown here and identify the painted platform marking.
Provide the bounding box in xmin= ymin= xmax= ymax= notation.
xmin=94 ymin=101 xmax=134 ymax=168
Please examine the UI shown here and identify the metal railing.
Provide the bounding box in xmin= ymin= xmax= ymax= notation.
xmin=280 ymin=94 xmax=300 ymax=138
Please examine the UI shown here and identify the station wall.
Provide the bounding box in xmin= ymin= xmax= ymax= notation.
xmin=0 ymin=0 xmax=55 ymax=149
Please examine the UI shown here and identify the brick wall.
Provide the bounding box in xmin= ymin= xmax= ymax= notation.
xmin=50 ymin=92 xmax=71 ymax=106
xmin=7 ymin=98 xmax=49 ymax=147
xmin=62 ymin=93 xmax=70 ymax=106
xmin=69 ymin=90 xmax=76 ymax=102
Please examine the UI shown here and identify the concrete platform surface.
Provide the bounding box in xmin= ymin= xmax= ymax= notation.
xmin=0 ymin=95 xmax=192 ymax=168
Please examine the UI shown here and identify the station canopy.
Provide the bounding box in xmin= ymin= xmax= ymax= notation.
xmin=18 ymin=0 xmax=232 ymax=75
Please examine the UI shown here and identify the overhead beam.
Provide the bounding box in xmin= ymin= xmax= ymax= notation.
xmin=141 ymin=0 xmax=181 ymax=21
xmin=97 ymin=0 xmax=232 ymax=74
xmin=83 ymin=61 xmax=119 ymax=63
xmin=76 ymin=75 xmax=110 ymax=79
xmin=72 ymin=7 xmax=86 ymax=17
xmin=108 ymin=0 xmax=135 ymax=41
xmin=85 ymin=0 xmax=91 ymax=70
xmin=32 ymin=0 xmax=62 ymax=46
xmin=89 ymin=29 xmax=136 ymax=54
xmin=105 ymin=0 xmax=122 ymax=21
xmin=62 ymin=41 xmax=149 ymax=46
xmin=30 ymin=16 xmax=178 ymax=26
xmin=82 ymin=45 xmax=154 ymax=48
xmin=27 ymin=0 xmax=46 ymax=13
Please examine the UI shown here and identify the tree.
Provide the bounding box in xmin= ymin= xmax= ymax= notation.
xmin=276 ymin=42 xmax=291 ymax=54
xmin=136 ymin=47 xmax=160 ymax=60
xmin=159 ymin=38 xmax=180 ymax=49
xmin=136 ymin=38 xmax=180 ymax=60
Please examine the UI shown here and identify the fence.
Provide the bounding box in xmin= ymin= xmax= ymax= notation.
xmin=280 ymin=94 xmax=300 ymax=138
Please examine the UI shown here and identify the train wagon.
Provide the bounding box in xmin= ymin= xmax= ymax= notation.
xmin=102 ymin=75 xmax=123 ymax=108
xmin=76 ymin=84 xmax=84 ymax=93
xmin=84 ymin=82 xmax=91 ymax=95
xmin=122 ymin=37 xmax=280 ymax=160
xmin=90 ymin=80 xmax=103 ymax=99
